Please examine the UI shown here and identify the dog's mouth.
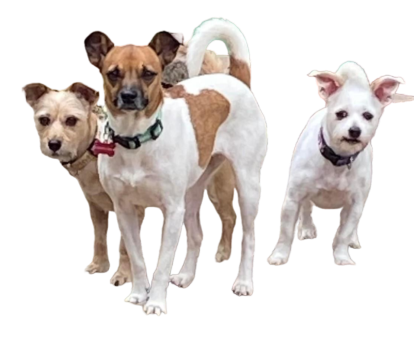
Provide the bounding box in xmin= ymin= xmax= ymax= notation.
xmin=342 ymin=137 xmax=361 ymax=145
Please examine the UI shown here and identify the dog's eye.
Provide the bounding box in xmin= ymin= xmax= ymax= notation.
xmin=66 ymin=117 xmax=78 ymax=127
xmin=39 ymin=117 xmax=50 ymax=126
xmin=363 ymin=112 xmax=373 ymax=121
xmin=142 ymin=69 xmax=157 ymax=81
xmin=335 ymin=111 xmax=348 ymax=120
xmin=107 ymin=69 xmax=120 ymax=82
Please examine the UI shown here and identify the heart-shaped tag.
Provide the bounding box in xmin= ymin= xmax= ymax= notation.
xmin=92 ymin=139 xmax=116 ymax=157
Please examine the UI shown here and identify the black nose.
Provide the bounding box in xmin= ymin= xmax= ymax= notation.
xmin=48 ymin=140 xmax=61 ymax=152
xmin=348 ymin=127 xmax=361 ymax=139
xmin=120 ymin=90 xmax=138 ymax=104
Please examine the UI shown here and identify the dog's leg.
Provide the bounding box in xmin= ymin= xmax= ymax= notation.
xmin=206 ymin=160 xmax=237 ymax=263
xmin=333 ymin=200 xmax=364 ymax=265
xmin=170 ymin=185 xmax=204 ymax=289
xmin=298 ymin=200 xmax=317 ymax=240
xmin=144 ymin=203 xmax=185 ymax=315
xmin=115 ymin=204 xmax=149 ymax=305
xmin=232 ymin=169 xmax=261 ymax=297
xmin=268 ymin=193 xmax=301 ymax=266
xmin=85 ymin=202 xmax=110 ymax=274
xmin=110 ymin=207 xmax=146 ymax=287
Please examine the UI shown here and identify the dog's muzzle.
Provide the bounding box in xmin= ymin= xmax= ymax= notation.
xmin=117 ymin=88 xmax=148 ymax=111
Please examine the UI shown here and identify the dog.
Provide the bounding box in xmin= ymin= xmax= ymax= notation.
xmin=23 ymin=46 xmax=237 ymax=286
xmin=84 ymin=18 xmax=267 ymax=315
xmin=268 ymin=61 xmax=413 ymax=266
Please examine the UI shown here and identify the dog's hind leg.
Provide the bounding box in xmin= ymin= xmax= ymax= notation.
xmin=297 ymin=200 xmax=317 ymax=240
xmin=206 ymin=160 xmax=237 ymax=263
xmin=111 ymin=207 xmax=146 ymax=287
xmin=85 ymin=202 xmax=110 ymax=274
xmin=268 ymin=191 xmax=301 ymax=266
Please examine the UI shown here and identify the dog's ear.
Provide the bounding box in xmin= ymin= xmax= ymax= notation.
xmin=308 ymin=71 xmax=345 ymax=102
xmin=23 ymin=83 xmax=51 ymax=108
xmin=149 ymin=31 xmax=182 ymax=68
xmin=371 ymin=76 xmax=405 ymax=107
xmin=67 ymin=82 xmax=99 ymax=108
xmin=84 ymin=31 xmax=114 ymax=70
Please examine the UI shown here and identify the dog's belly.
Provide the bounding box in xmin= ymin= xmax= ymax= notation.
xmin=310 ymin=190 xmax=348 ymax=209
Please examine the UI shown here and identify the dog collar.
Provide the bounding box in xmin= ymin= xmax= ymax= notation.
xmin=105 ymin=109 xmax=163 ymax=150
xmin=318 ymin=127 xmax=360 ymax=169
xmin=61 ymin=141 xmax=97 ymax=176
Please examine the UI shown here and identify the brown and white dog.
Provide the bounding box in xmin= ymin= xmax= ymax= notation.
xmin=85 ymin=18 xmax=267 ymax=314
xmin=23 ymin=42 xmax=237 ymax=287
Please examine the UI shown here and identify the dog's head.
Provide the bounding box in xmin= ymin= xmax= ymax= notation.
xmin=23 ymin=82 xmax=99 ymax=162
xmin=84 ymin=31 xmax=181 ymax=119
xmin=309 ymin=62 xmax=407 ymax=155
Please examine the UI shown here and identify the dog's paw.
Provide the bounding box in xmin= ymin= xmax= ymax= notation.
xmin=110 ymin=270 xmax=131 ymax=286
xmin=170 ymin=273 xmax=195 ymax=288
xmin=268 ymin=245 xmax=290 ymax=266
xmin=232 ymin=279 xmax=253 ymax=296
xmin=85 ymin=259 xmax=110 ymax=274
xmin=215 ymin=244 xmax=231 ymax=263
xmin=125 ymin=290 xmax=148 ymax=305
xmin=143 ymin=298 xmax=167 ymax=316
xmin=349 ymin=234 xmax=361 ymax=249
xmin=298 ymin=224 xmax=317 ymax=240
xmin=333 ymin=246 xmax=356 ymax=265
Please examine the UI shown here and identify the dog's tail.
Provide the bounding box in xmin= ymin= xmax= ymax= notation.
xmin=186 ymin=18 xmax=251 ymax=87
xmin=392 ymin=93 xmax=414 ymax=103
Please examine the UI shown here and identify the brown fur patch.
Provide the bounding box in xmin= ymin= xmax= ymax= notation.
xmin=230 ymin=56 xmax=251 ymax=88
xmin=167 ymin=85 xmax=230 ymax=167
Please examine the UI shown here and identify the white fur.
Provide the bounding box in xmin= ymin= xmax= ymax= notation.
xmin=186 ymin=18 xmax=250 ymax=78
xmin=99 ymin=73 xmax=266 ymax=314
xmin=268 ymin=61 xmax=407 ymax=266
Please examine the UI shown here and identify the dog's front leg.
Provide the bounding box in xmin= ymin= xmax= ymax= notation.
xmin=114 ymin=204 xmax=149 ymax=305
xmin=268 ymin=197 xmax=301 ymax=265
xmin=85 ymin=202 xmax=110 ymax=274
xmin=144 ymin=204 xmax=185 ymax=315
xmin=333 ymin=196 xmax=364 ymax=265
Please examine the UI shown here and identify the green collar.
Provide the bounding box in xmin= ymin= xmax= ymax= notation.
xmin=106 ymin=109 xmax=163 ymax=150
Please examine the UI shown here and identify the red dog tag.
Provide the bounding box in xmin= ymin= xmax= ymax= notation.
xmin=92 ymin=139 xmax=116 ymax=157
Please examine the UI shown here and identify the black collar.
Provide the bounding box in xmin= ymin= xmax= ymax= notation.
xmin=107 ymin=118 xmax=163 ymax=150
xmin=318 ymin=127 xmax=360 ymax=169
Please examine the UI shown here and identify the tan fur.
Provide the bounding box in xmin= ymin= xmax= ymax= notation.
xmin=230 ymin=56 xmax=251 ymax=88
xmin=167 ymin=85 xmax=230 ymax=167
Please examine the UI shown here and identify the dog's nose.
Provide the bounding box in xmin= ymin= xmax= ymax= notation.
xmin=48 ymin=140 xmax=62 ymax=152
xmin=348 ymin=127 xmax=361 ymax=139
xmin=120 ymin=90 xmax=138 ymax=104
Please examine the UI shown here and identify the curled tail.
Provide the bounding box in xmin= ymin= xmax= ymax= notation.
xmin=186 ymin=18 xmax=251 ymax=87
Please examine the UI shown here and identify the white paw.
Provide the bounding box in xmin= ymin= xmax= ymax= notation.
xmin=110 ymin=269 xmax=131 ymax=286
xmin=298 ymin=224 xmax=317 ymax=240
xmin=268 ymin=245 xmax=290 ymax=266
xmin=85 ymin=259 xmax=110 ymax=274
xmin=215 ymin=244 xmax=231 ymax=263
xmin=170 ymin=273 xmax=195 ymax=288
xmin=349 ymin=236 xmax=361 ymax=249
xmin=333 ymin=246 xmax=356 ymax=265
xmin=125 ymin=290 xmax=148 ymax=305
xmin=232 ymin=279 xmax=253 ymax=296
xmin=143 ymin=298 xmax=167 ymax=316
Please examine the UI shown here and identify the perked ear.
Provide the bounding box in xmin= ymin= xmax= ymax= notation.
xmin=149 ymin=31 xmax=182 ymax=68
xmin=23 ymin=83 xmax=51 ymax=108
xmin=84 ymin=31 xmax=114 ymax=69
xmin=67 ymin=82 xmax=99 ymax=107
xmin=371 ymin=76 xmax=405 ymax=107
xmin=308 ymin=70 xmax=345 ymax=102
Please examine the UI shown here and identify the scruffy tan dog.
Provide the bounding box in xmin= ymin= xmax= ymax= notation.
xmin=23 ymin=51 xmax=236 ymax=286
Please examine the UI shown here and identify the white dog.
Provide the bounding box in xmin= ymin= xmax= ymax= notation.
xmin=84 ymin=18 xmax=267 ymax=315
xmin=268 ymin=62 xmax=412 ymax=266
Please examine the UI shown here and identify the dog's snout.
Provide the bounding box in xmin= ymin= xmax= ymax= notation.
xmin=348 ymin=127 xmax=361 ymax=139
xmin=120 ymin=90 xmax=138 ymax=104
xmin=48 ymin=139 xmax=62 ymax=152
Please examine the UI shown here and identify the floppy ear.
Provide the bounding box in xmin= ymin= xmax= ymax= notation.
xmin=23 ymin=83 xmax=51 ymax=108
xmin=84 ymin=31 xmax=114 ymax=69
xmin=67 ymin=82 xmax=99 ymax=107
xmin=149 ymin=31 xmax=182 ymax=68
xmin=371 ymin=76 xmax=405 ymax=107
xmin=308 ymin=70 xmax=345 ymax=102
